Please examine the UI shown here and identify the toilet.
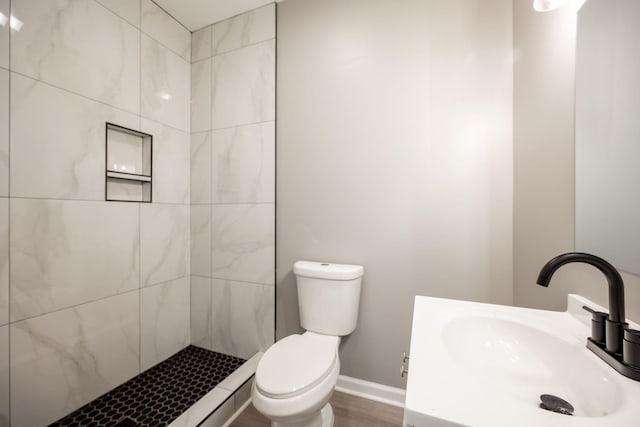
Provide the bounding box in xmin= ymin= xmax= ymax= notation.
xmin=251 ymin=260 xmax=364 ymax=427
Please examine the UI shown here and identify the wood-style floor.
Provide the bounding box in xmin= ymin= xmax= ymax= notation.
xmin=230 ymin=391 xmax=404 ymax=427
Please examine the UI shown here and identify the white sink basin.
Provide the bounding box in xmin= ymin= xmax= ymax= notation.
xmin=403 ymin=295 xmax=640 ymax=427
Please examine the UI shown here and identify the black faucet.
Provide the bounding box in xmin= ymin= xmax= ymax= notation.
xmin=537 ymin=252 xmax=625 ymax=323
xmin=537 ymin=252 xmax=640 ymax=382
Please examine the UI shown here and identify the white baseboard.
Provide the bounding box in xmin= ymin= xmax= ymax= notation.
xmin=335 ymin=375 xmax=406 ymax=408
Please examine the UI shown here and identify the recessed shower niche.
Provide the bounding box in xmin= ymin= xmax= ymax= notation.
xmin=105 ymin=123 xmax=153 ymax=202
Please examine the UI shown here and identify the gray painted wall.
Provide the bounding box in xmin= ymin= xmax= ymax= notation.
xmin=276 ymin=0 xmax=513 ymax=388
xmin=513 ymin=0 xmax=640 ymax=322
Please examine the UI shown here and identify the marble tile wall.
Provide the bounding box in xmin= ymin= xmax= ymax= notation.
xmin=141 ymin=0 xmax=190 ymax=61
xmin=11 ymin=0 xmax=141 ymax=114
xmin=0 ymin=198 xmax=7 ymax=326
xmin=191 ymin=25 xmax=212 ymax=63
xmin=212 ymin=5 xmax=276 ymax=56
xmin=191 ymin=131 xmax=212 ymax=204
xmin=0 ymin=0 xmax=8 ymax=72
xmin=11 ymin=292 xmax=140 ymax=427
xmin=0 ymin=68 xmax=7 ymax=197
xmin=208 ymin=279 xmax=274 ymax=360
xmin=210 ymin=203 xmax=275 ymax=285
xmin=190 ymin=4 xmax=276 ymax=360
xmin=211 ymin=40 xmax=276 ymax=129
xmin=190 ymin=276 xmax=213 ymax=349
xmin=191 ymin=58 xmax=212 ymax=133
xmin=141 ymin=33 xmax=190 ymax=132
xmin=141 ymin=203 xmax=190 ymax=286
xmin=211 ymin=122 xmax=275 ymax=204
xmin=141 ymin=277 xmax=190 ymax=370
xmin=3 ymin=0 xmax=192 ymax=425
xmin=141 ymin=119 xmax=191 ymax=204
xmin=10 ymin=199 xmax=140 ymax=321
xmin=95 ymin=0 xmax=140 ymax=27
xmin=11 ymin=73 xmax=140 ymax=200
xmin=191 ymin=205 xmax=212 ymax=277
xmin=191 ymin=276 xmax=275 ymax=359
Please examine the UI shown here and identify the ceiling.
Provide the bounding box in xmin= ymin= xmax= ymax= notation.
xmin=154 ymin=0 xmax=283 ymax=32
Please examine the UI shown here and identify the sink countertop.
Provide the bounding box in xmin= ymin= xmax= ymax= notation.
xmin=403 ymin=294 xmax=640 ymax=427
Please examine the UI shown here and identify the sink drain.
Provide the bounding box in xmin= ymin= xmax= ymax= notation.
xmin=539 ymin=394 xmax=574 ymax=416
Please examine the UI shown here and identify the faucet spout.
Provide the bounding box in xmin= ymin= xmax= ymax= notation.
xmin=538 ymin=253 xmax=640 ymax=380
xmin=536 ymin=252 xmax=625 ymax=323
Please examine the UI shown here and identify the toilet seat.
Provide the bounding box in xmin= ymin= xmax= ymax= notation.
xmin=256 ymin=334 xmax=338 ymax=399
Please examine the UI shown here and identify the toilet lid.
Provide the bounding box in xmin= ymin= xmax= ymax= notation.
xmin=256 ymin=334 xmax=337 ymax=399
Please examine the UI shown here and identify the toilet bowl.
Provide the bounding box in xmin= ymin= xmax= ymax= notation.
xmin=252 ymin=332 xmax=340 ymax=427
xmin=251 ymin=261 xmax=364 ymax=427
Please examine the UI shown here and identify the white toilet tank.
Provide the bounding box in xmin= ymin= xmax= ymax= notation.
xmin=294 ymin=261 xmax=364 ymax=336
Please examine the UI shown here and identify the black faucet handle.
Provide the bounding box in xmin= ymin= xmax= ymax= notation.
xmin=582 ymin=305 xmax=608 ymax=321
xmin=583 ymin=305 xmax=608 ymax=344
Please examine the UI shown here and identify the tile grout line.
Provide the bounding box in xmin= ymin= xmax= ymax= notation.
xmin=149 ymin=0 xmax=191 ymax=33
xmin=9 ymin=70 xmax=191 ymax=135
xmin=206 ymin=34 xmax=214 ymax=349
xmin=191 ymin=274 xmax=274 ymax=289
xmin=140 ymin=30 xmax=191 ymax=69
xmin=10 ymin=274 xmax=191 ymax=329
xmin=140 ymin=30 xmax=190 ymax=65
xmin=8 ymin=195 xmax=191 ymax=205
xmin=203 ymin=119 xmax=276 ymax=134
xmin=7 ymin=0 xmax=12 ymax=424
xmin=192 ymin=35 xmax=276 ymax=66
xmin=188 ymin=12 xmax=193 ymax=349
xmin=93 ymin=0 xmax=140 ymax=31
xmin=190 ymin=1 xmax=273 ymax=34
xmin=187 ymin=0 xmax=194 ymax=341
xmin=138 ymin=0 xmax=143 ymax=375
xmin=208 ymin=200 xmax=213 ymax=347
xmin=212 ymin=36 xmax=276 ymax=59
xmin=9 ymin=69 xmax=140 ymax=119
xmin=138 ymin=205 xmax=142 ymax=375
xmin=187 ymin=0 xmax=193 ymax=354
xmin=273 ymin=1 xmax=278 ymax=344
xmin=94 ymin=0 xmax=191 ymax=65
xmin=209 ymin=12 xmax=215 ymax=353
xmin=209 ymin=18 xmax=215 ymax=210
xmin=138 ymin=0 xmax=143 ymax=134
xmin=182 ymin=201 xmax=276 ymax=205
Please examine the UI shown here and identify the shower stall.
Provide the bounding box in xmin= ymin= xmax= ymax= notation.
xmin=0 ymin=0 xmax=276 ymax=426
